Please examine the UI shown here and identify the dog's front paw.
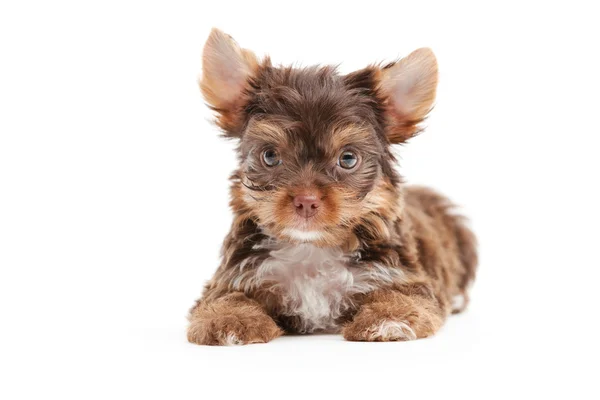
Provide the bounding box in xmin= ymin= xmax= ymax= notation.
xmin=187 ymin=295 xmax=283 ymax=346
xmin=343 ymin=316 xmax=417 ymax=342
xmin=342 ymin=297 xmax=442 ymax=342
xmin=188 ymin=311 xmax=282 ymax=346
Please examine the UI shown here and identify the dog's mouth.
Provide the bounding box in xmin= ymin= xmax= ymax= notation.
xmin=249 ymin=186 xmax=355 ymax=244
xmin=279 ymin=217 xmax=327 ymax=242
xmin=281 ymin=228 xmax=324 ymax=242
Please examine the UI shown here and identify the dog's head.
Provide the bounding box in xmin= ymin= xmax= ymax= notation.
xmin=200 ymin=29 xmax=438 ymax=247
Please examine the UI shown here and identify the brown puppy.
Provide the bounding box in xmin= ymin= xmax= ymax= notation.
xmin=188 ymin=29 xmax=477 ymax=345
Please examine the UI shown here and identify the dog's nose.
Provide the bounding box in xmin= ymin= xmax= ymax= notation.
xmin=293 ymin=194 xmax=321 ymax=218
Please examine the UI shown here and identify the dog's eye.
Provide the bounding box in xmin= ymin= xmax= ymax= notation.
xmin=262 ymin=149 xmax=282 ymax=167
xmin=338 ymin=151 xmax=358 ymax=169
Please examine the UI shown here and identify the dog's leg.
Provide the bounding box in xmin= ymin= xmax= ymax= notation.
xmin=342 ymin=286 xmax=446 ymax=342
xmin=187 ymin=292 xmax=282 ymax=346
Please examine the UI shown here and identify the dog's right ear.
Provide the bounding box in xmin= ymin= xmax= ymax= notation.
xmin=378 ymin=48 xmax=438 ymax=144
xmin=200 ymin=28 xmax=258 ymax=135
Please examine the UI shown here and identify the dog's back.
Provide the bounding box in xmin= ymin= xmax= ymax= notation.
xmin=404 ymin=186 xmax=478 ymax=314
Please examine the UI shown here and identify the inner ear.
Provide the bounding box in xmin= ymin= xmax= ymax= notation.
xmin=200 ymin=28 xmax=258 ymax=136
xmin=379 ymin=48 xmax=438 ymax=143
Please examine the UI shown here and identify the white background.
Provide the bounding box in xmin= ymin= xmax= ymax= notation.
xmin=1 ymin=1 xmax=599 ymax=399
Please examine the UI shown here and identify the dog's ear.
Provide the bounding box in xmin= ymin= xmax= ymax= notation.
xmin=378 ymin=48 xmax=438 ymax=143
xmin=200 ymin=28 xmax=258 ymax=135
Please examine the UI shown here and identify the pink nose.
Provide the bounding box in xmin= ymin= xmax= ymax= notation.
xmin=293 ymin=194 xmax=321 ymax=218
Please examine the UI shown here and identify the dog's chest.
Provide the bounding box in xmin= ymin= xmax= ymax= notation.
xmin=253 ymin=244 xmax=375 ymax=333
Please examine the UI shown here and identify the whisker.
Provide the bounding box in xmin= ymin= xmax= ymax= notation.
xmin=241 ymin=176 xmax=278 ymax=192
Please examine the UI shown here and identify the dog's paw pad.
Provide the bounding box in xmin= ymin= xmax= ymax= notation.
xmin=366 ymin=320 xmax=417 ymax=341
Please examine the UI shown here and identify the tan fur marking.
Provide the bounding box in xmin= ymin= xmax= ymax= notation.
xmin=187 ymin=293 xmax=282 ymax=346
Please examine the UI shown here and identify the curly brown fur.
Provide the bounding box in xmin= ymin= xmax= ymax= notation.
xmin=188 ymin=293 xmax=282 ymax=345
xmin=188 ymin=28 xmax=477 ymax=345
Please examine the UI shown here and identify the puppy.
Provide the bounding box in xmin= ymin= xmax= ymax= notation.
xmin=187 ymin=28 xmax=477 ymax=345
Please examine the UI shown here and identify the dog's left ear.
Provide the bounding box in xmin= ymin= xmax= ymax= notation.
xmin=378 ymin=48 xmax=438 ymax=143
xmin=200 ymin=28 xmax=258 ymax=135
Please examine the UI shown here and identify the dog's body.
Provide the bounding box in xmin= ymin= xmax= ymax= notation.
xmin=188 ymin=29 xmax=477 ymax=345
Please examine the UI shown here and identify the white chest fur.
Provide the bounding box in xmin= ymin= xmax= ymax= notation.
xmin=248 ymin=243 xmax=404 ymax=333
